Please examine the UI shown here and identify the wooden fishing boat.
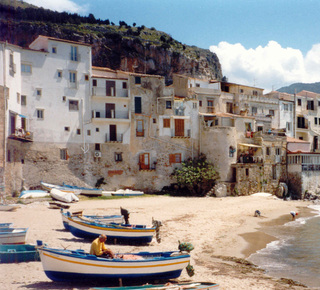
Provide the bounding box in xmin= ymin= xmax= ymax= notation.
xmin=40 ymin=181 xmax=81 ymax=195
xmin=0 ymin=228 xmax=28 ymax=244
xmin=0 ymin=244 xmax=40 ymax=263
xmin=90 ymin=282 xmax=219 ymax=290
xmin=0 ymin=223 xmax=13 ymax=228
xmin=36 ymin=241 xmax=190 ymax=283
xmin=61 ymin=209 xmax=124 ymax=231
xmin=65 ymin=214 xmax=156 ymax=244
xmin=62 ymin=183 xmax=103 ymax=196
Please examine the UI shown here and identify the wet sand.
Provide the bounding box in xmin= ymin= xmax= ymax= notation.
xmin=0 ymin=194 xmax=313 ymax=289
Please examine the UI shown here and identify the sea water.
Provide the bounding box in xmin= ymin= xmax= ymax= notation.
xmin=249 ymin=205 xmax=320 ymax=288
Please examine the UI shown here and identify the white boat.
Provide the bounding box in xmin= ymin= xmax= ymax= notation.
xmin=36 ymin=241 xmax=190 ymax=282
xmin=19 ymin=190 xmax=49 ymax=199
xmin=50 ymin=188 xmax=79 ymax=203
xmin=0 ymin=204 xmax=20 ymax=211
xmin=102 ymin=189 xmax=144 ymax=196
xmin=0 ymin=228 xmax=28 ymax=244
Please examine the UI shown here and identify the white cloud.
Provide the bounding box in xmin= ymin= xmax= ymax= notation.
xmin=210 ymin=41 xmax=320 ymax=93
xmin=23 ymin=0 xmax=88 ymax=14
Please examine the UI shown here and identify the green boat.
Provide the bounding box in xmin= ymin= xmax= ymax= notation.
xmin=0 ymin=244 xmax=40 ymax=263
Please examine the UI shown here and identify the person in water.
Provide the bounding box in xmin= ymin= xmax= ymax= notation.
xmin=290 ymin=211 xmax=298 ymax=220
xmin=90 ymin=234 xmax=114 ymax=258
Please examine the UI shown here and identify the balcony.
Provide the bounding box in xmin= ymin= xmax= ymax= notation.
xmin=92 ymin=110 xmax=130 ymax=122
xmin=171 ymin=129 xmax=191 ymax=138
xmin=8 ymin=129 xmax=33 ymax=142
xmin=69 ymin=53 xmax=81 ymax=62
xmin=105 ymin=133 xmax=123 ymax=143
xmin=92 ymin=87 xmax=128 ymax=98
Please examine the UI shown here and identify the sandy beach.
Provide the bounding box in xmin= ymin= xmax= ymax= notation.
xmin=0 ymin=194 xmax=314 ymax=290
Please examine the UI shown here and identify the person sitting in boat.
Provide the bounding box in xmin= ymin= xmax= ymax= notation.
xmin=90 ymin=234 xmax=114 ymax=258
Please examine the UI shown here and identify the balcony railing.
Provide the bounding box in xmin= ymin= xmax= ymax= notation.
xmin=92 ymin=87 xmax=128 ymax=98
xmin=69 ymin=53 xmax=81 ymax=62
xmin=105 ymin=133 xmax=123 ymax=142
xmin=9 ymin=129 xmax=33 ymax=142
xmin=92 ymin=110 xmax=129 ymax=119
xmin=136 ymin=129 xmax=145 ymax=137
xmin=171 ymin=129 xmax=191 ymax=138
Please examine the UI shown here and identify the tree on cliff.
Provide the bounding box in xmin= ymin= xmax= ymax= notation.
xmin=172 ymin=154 xmax=219 ymax=197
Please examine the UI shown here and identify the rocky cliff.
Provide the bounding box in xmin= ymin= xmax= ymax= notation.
xmin=0 ymin=4 xmax=223 ymax=84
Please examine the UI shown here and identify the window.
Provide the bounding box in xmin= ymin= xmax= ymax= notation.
xmin=96 ymin=128 xmax=99 ymax=132
xmin=57 ymin=70 xmax=62 ymax=78
xmin=122 ymin=82 xmax=127 ymax=89
xmin=207 ymin=100 xmax=214 ymax=113
xmin=283 ymin=104 xmax=289 ymax=111
xmin=92 ymin=79 xmax=97 ymax=86
xmin=77 ymin=129 xmax=81 ymax=135
xmin=36 ymin=109 xmax=44 ymax=119
xmin=272 ymin=165 xmax=277 ymax=180
xmin=276 ymin=148 xmax=281 ymax=155
xmin=69 ymin=71 xmax=77 ymax=88
xmin=52 ymin=47 xmax=57 ymax=53
xmin=36 ymin=89 xmax=42 ymax=96
xmin=64 ymin=127 xmax=70 ymax=131
xmin=135 ymin=97 xmax=142 ymax=113
xmin=95 ymin=143 xmax=100 ymax=151
xmin=318 ymin=100 xmax=320 ymax=107
xmin=246 ymin=168 xmax=249 ymax=176
xmin=85 ymin=75 xmax=89 ymax=81
xmin=153 ymin=118 xmax=156 ymax=124
xmin=135 ymin=76 xmax=141 ymax=84
xmin=196 ymin=83 xmax=200 ymax=87
xmin=199 ymin=100 xmax=202 ymax=107
xmin=226 ymin=102 xmax=233 ymax=113
xmin=163 ymin=118 xmax=170 ymax=128
xmin=240 ymin=89 xmax=244 ymax=93
xmin=21 ymin=64 xmax=31 ymax=73
xmin=60 ymin=149 xmax=68 ymax=160
xmin=193 ymin=102 xmax=197 ymax=109
xmin=257 ymin=126 xmax=263 ymax=131
xmin=297 ymin=99 xmax=302 ymax=106
xmin=115 ymin=152 xmax=122 ymax=161
xmin=315 ymin=117 xmax=318 ymax=125
xmin=69 ymin=100 xmax=79 ymax=111
xmin=70 ymin=46 xmax=78 ymax=61
xmin=87 ymin=130 xmax=91 ymax=136
xmin=297 ymin=116 xmax=307 ymax=129
xmin=253 ymin=90 xmax=258 ymax=96
xmin=169 ymin=153 xmax=182 ymax=164
xmin=166 ymin=101 xmax=172 ymax=109
xmin=307 ymin=100 xmax=314 ymax=110
xmin=252 ymin=107 xmax=257 ymax=114
xmin=266 ymin=147 xmax=270 ymax=156
xmin=136 ymin=120 xmax=144 ymax=136
xmin=21 ymin=95 xmax=27 ymax=106
xmin=286 ymin=122 xmax=291 ymax=131
xmin=62 ymin=96 xmax=66 ymax=102
xmin=269 ymin=109 xmax=274 ymax=116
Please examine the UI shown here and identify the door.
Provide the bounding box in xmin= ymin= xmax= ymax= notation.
xmin=139 ymin=153 xmax=150 ymax=170
xmin=174 ymin=119 xmax=184 ymax=137
xmin=105 ymin=103 xmax=115 ymax=118
xmin=110 ymin=125 xmax=117 ymax=141
xmin=10 ymin=113 xmax=16 ymax=135
xmin=106 ymin=81 xmax=116 ymax=96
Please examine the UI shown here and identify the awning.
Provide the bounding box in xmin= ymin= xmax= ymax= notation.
xmin=18 ymin=114 xmax=27 ymax=118
xmin=238 ymin=143 xmax=262 ymax=148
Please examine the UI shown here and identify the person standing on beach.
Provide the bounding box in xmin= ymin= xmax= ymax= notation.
xmin=90 ymin=234 xmax=114 ymax=258
xmin=290 ymin=211 xmax=298 ymax=220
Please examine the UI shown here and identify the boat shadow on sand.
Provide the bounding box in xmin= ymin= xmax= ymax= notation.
xmin=58 ymin=236 xmax=152 ymax=246
xmin=23 ymin=278 xmax=179 ymax=289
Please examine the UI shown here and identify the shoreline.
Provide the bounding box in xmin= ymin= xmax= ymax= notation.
xmin=0 ymin=195 xmax=313 ymax=289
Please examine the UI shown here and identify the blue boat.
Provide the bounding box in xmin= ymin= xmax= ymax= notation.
xmin=36 ymin=241 xmax=190 ymax=283
xmin=0 ymin=244 xmax=40 ymax=263
xmin=62 ymin=183 xmax=103 ymax=196
xmin=0 ymin=223 xmax=13 ymax=229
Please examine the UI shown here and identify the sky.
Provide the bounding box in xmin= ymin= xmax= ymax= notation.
xmin=23 ymin=0 xmax=320 ymax=93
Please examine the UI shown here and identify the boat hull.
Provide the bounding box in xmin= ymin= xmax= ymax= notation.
xmin=38 ymin=246 xmax=190 ymax=282
xmin=0 ymin=228 xmax=28 ymax=245
xmin=0 ymin=244 xmax=40 ymax=263
xmin=0 ymin=204 xmax=20 ymax=211
xmin=66 ymin=217 xmax=155 ymax=244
